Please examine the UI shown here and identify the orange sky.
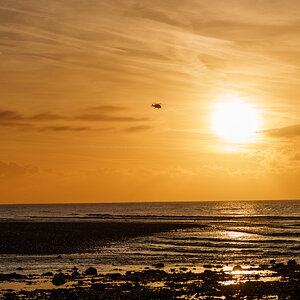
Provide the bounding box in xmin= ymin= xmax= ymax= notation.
xmin=0 ymin=0 xmax=300 ymax=203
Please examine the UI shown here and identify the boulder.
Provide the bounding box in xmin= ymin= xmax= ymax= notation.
xmin=72 ymin=271 xmax=80 ymax=277
xmin=84 ymin=267 xmax=97 ymax=276
xmin=232 ymin=265 xmax=243 ymax=272
xmin=52 ymin=273 xmax=66 ymax=286
xmin=288 ymin=260 xmax=297 ymax=266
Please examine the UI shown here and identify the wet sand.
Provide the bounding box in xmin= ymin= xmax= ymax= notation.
xmin=0 ymin=221 xmax=204 ymax=254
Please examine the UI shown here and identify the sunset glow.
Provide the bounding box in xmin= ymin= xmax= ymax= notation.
xmin=212 ymin=101 xmax=259 ymax=142
xmin=0 ymin=0 xmax=299 ymax=203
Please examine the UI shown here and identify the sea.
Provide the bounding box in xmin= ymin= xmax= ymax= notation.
xmin=0 ymin=200 xmax=299 ymax=275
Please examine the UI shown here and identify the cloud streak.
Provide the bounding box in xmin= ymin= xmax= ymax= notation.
xmin=123 ymin=125 xmax=153 ymax=133
xmin=73 ymin=114 xmax=147 ymax=122
xmin=39 ymin=126 xmax=90 ymax=132
xmin=0 ymin=108 xmax=149 ymax=133
xmin=0 ymin=161 xmax=38 ymax=180
xmin=86 ymin=106 xmax=129 ymax=112
xmin=262 ymin=124 xmax=300 ymax=138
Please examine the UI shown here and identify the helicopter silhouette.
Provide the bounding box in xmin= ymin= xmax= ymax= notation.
xmin=152 ymin=103 xmax=162 ymax=109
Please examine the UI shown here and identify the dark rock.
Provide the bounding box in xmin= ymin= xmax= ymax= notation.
xmin=106 ymin=273 xmax=123 ymax=280
xmin=72 ymin=271 xmax=80 ymax=277
xmin=180 ymin=267 xmax=188 ymax=271
xmin=0 ymin=273 xmax=27 ymax=281
xmin=270 ymin=259 xmax=276 ymax=265
xmin=56 ymin=255 xmax=62 ymax=259
xmin=272 ymin=263 xmax=285 ymax=271
xmin=72 ymin=266 xmax=78 ymax=271
xmin=3 ymin=292 xmax=18 ymax=300
xmin=124 ymin=282 xmax=133 ymax=290
xmin=52 ymin=273 xmax=66 ymax=286
xmin=288 ymin=260 xmax=297 ymax=266
xmin=92 ymin=283 xmax=106 ymax=291
xmin=259 ymin=264 xmax=269 ymax=269
xmin=152 ymin=263 xmax=165 ymax=268
xmin=203 ymin=264 xmax=213 ymax=269
xmin=232 ymin=265 xmax=243 ymax=271
xmin=41 ymin=272 xmax=53 ymax=276
xmin=84 ymin=267 xmax=97 ymax=276
xmin=16 ymin=267 xmax=23 ymax=271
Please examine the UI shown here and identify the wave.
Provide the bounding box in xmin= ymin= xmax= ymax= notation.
xmin=27 ymin=214 xmax=300 ymax=221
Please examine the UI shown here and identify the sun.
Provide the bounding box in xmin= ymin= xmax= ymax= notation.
xmin=212 ymin=102 xmax=259 ymax=142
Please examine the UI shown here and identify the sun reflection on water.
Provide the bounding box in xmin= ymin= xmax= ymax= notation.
xmin=225 ymin=231 xmax=246 ymax=239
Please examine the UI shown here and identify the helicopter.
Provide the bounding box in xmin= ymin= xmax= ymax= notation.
xmin=152 ymin=103 xmax=162 ymax=109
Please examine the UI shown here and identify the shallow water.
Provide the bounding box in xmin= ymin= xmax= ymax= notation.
xmin=0 ymin=200 xmax=299 ymax=274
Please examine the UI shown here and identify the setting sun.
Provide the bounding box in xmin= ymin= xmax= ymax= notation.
xmin=212 ymin=102 xmax=259 ymax=142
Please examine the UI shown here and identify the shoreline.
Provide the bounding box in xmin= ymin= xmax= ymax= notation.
xmin=1 ymin=261 xmax=299 ymax=299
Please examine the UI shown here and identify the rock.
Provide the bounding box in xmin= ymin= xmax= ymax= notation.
xmin=106 ymin=273 xmax=123 ymax=280
xmin=41 ymin=272 xmax=53 ymax=276
xmin=0 ymin=273 xmax=27 ymax=281
xmin=272 ymin=263 xmax=285 ymax=271
xmin=92 ymin=283 xmax=106 ymax=291
xmin=52 ymin=273 xmax=66 ymax=286
xmin=270 ymin=259 xmax=276 ymax=265
xmin=152 ymin=263 xmax=165 ymax=268
xmin=3 ymin=292 xmax=18 ymax=300
xmin=84 ymin=267 xmax=97 ymax=276
xmin=259 ymin=264 xmax=269 ymax=269
xmin=288 ymin=260 xmax=297 ymax=266
xmin=179 ymin=267 xmax=188 ymax=271
xmin=232 ymin=265 xmax=243 ymax=271
xmin=16 ymin=267 xmax=23 ymax=271
xmin=203 ymin=264 xmax=213 ymax=269
xmin=56 ymin=255 xmax=62 ymax=259
xmin=72 ymin=271 xmax=80 ymax=277
xmin=72 ymin=266 xmax=78 ymax=271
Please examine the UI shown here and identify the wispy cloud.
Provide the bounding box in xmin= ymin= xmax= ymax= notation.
xmin=0 ymin=161 xmax=38 ymax=179
xmin=0 ymin=108 xmax=148 ymax=132
xmin=123 ymin=125 xmax=153 ymax=133
xmin=0 ymin=110 xmax=23 ymax=121
xmin=73 ymin=114 xmax=147 ymax=122
xmin=87 ymin=106 xmax=128 ymax=112
xmin=29 ymin=113 xmax=63 ymax=121
xmin=261 ymin=124 xmax=300 ymax=138
xmin=39 ymin=126 xmax=90 ymax=132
